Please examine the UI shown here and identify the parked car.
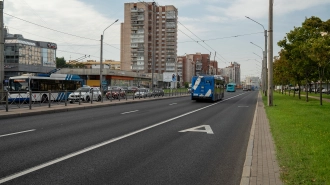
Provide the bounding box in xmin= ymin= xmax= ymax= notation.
xmin=151 ymin=88 xmax=164 ymax=96
xmin=322 ymin=88 xmax=330 ymax=94
xmin=134 ymin=88 xmax=152 ymax=98
xmin=128 ymin=86 xmax=138 ymax=93
xmin=242 ymin=87 xmax=248 ymax=91
xmin=68 ymin=86 xmax=102 ymax=103
xmin=106 ymin=89 xmax=126 ymax=99
xmin=187 ymin=88 xmax=192 ymax=93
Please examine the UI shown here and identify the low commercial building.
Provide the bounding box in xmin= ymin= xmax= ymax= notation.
xmin=3 ymin=29 xmax=57 ymax=81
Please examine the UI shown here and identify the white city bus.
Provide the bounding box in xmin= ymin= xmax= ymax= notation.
xmin=7 ymin=74 xmax=83 ymax=102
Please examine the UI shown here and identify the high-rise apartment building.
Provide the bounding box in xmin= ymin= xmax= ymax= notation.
xmin=120 ymin=2 xmax=178 ymax=75
xmin=220 ymin=62 xmax=241 ymax=84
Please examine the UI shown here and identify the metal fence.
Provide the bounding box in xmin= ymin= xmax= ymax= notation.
xmin=0 ymin=89 xmax=190 ymax=112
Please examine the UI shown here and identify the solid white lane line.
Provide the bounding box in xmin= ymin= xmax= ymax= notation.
xmin=0 ymin=93 xmax=246 ymax=183
xmin=169 ymin=103 xmax=177 ymax=105
xmin=121 ymin=110 xmax=139 ymax=114
xmin=0 ymin=129 xmax=36 ymax=138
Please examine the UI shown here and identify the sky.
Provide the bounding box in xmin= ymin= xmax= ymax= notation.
xmin=3 ymin=0 xmax=330 ymax=80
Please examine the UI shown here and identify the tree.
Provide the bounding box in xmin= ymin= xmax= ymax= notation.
xmin=277 ymin=16 xmax=329 ymax=104
xmin=56 ymin=57 xmax=67 ymax=68
xmin=302 ymin=17 xmax=330 ymax=105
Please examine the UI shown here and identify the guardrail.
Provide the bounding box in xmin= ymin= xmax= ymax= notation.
xmin=0 ymin=89 xmax=190 ymax=112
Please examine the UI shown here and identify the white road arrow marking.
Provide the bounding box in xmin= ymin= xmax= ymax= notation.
xmin=179 ymin=125 xmax=214 ymax=134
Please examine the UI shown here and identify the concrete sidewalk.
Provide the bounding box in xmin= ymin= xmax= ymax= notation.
xmin=241 ymin=93 xmax=282 ymax=185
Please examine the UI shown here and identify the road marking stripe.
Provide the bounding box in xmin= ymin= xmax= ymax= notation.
xmin=0 ymin=129 xmax=36 ymax=138
xmin=121 ymin=110 xmax=139 ymax=114
xmin=169 ymin=103 xmax=177 ymax=105
xmin=0 ymin=93 xmax=245 ymax=183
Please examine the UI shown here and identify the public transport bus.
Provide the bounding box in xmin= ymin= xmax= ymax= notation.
xmin=226 ymin=83 xmax=236 ymax=92
xmin=7 ymin=73 xmax=83 ymax=102
xmin=191 ymin=75 xmax=225 ymax=102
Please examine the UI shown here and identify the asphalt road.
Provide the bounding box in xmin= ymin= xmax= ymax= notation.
xmin=0 ymin=90 xmax=258 ymax=185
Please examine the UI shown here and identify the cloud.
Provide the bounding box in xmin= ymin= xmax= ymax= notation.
xmin=4 ymin=0 xmax=120 ymax=60
xmin=206 ymin=0 xmax=330 ymax=20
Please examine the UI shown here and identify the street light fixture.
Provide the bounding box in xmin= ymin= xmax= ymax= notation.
xmin=253 ymin=52 xmax=262 ymax=60
xmin=246 ymin=16 xmax=268 ymax=98
xmin=250 ymin=41 xmax=266 ymax=96
xmin=100 ymin=19 xmax=118 ymax=103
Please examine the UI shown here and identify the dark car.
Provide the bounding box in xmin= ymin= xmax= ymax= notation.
xmin=106 ymin=89 xmax=126 ymax=99
xmin=151 ymin=88 xmax=164 ymax=96
xmin=127 ymin=86 xmax=138 ymax=93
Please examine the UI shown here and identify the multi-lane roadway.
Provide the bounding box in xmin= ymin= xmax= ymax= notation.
xmin=0 ymin=90 xmax=258 ymax=185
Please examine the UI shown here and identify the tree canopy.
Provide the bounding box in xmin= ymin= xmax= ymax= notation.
xmin=276 ymin=16 xmax=330 ymax=104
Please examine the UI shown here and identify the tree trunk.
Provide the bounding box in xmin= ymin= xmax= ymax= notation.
xmin=320 ymin=80 xmax=323 ymax=105
xmin=306 ymin=83 xmax=309 ymax=102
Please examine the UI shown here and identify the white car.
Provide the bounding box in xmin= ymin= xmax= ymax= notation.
xmin=68 ymin=86 xmax=102 ymax=103
xmin=134 ymin=88 xmax=151 ymax=98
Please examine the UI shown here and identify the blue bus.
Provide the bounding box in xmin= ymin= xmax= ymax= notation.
xmin=226 ymin=83 xmax=236 ymax=92
xmin=191 ymin=75 xmax=225 ymax=102
xmin=7 ymin=74 xmax=83 ymax=102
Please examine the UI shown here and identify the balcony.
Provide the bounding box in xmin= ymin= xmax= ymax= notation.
xmin=137 ymin=15 xmax=144 ymax=21
xmin=131 ymin=8 xmax=144 ymax=12
xmin=166 ymin=29 xmax=175 ymax=33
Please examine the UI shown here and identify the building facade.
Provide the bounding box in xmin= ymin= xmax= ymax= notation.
xmin=178 ymin=53 xmax=219 ymax=83
xmin=219 ymin=62 xmax=241 ymax=85
xmin=4 ymin=29 xmax=57 ymax=80
xmin=120 ymin=2 xmax=178 ymax=75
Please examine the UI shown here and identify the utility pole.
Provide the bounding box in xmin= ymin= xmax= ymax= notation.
xmin=268 ymin=0 xmax=273 ymax=106
xmin=0 ymin=1 xmax=4 ymax=90
xmin=100 ymin=34 xmax=103 ymax=102
xmin=151 ymin=2 xmax=156 ymax=90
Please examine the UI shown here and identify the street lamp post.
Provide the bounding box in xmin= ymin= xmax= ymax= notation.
xmin=250 ymin=41 xmax=267 ymax=96
xmin=100 ymin=19 xmax=118 ymax=103
xmin=246 ymin=16 xmax=268 ymax=97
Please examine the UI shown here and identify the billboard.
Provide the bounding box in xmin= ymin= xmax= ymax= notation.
xmin=163 ymin=72 xmax=176 ymax=82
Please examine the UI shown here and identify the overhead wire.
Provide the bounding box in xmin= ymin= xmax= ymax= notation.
xmin=4 ymin=12 xmax=99 ymax=41
xmin=178 ymin=21 xmax=229 ymax=64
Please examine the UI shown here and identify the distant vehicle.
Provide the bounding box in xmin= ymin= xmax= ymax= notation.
xmin=151 ymin=88 xmax=164 ymax=96
xmin=105 ymin=89 xmax=126 ymax=99
xmin=226 ymin=83 xmax=236 ymax=92
xmin=191 ymin=75 xmax=225 ymax=102
xmin=246 ymin=85 xmax=251 ymax=91
xmin=68 ymin=86 xmax=102 ymax=103
xmin=8 ymin=73 xmax=83 ymax=102
xmin=243 ymin=87 xmax=248 ymax=91
xmin=134 ymin=88 xmax=152 ymax=98
xmin=127 ymin=86 xmax=138 ymax=93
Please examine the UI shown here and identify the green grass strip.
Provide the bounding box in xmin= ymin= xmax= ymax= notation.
xmin=262 ymin=92 xmax=330 ymax=184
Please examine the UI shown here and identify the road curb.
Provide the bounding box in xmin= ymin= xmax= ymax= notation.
xmin=240 ymin=93 xmax=258 ymax=185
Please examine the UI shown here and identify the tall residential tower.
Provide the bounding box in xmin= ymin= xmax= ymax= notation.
xmin=120 ymin=2 xmax=177 ymax=75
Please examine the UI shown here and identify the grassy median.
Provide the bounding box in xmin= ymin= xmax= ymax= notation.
xmin=263 ymin=92 xmax=330 ymax=184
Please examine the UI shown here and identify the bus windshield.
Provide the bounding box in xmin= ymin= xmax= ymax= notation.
xmin=8 ymin=78 xmax=30 ymax=91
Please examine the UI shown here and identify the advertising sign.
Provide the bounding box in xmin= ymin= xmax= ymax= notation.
xmin=163 ymin=72 xmax=176 ymax=82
